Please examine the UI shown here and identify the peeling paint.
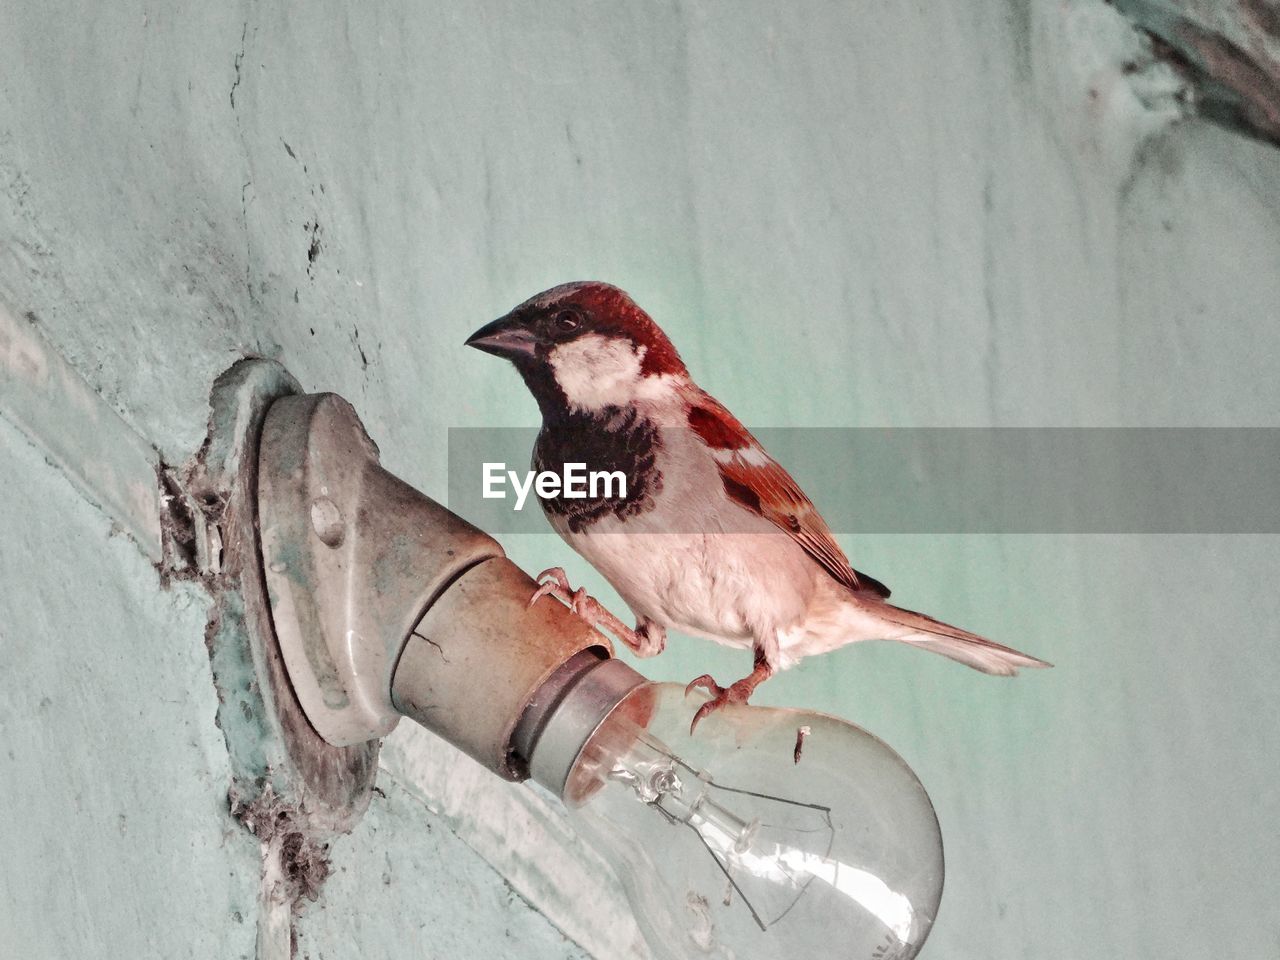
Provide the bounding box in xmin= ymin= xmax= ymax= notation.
xmin=232 ymin=786 xmax=333 ymax=960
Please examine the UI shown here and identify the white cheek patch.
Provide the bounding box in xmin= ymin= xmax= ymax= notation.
xmin=548 ymin=334 xmax=645 ymax=411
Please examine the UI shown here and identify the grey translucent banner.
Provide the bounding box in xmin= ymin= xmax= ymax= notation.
xmin=446 ymin=428 xmax=1280 ymax=534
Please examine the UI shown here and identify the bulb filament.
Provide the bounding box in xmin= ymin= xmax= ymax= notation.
xmin=606 ymin=733 xmax=834 ymax=933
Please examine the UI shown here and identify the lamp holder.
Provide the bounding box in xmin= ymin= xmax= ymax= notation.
xmin=256 ymin=392 xmax=613 ymax=779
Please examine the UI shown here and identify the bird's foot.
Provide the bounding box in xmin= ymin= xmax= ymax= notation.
xmin=529 ymin=567 xmax=600 ymax=621
xmin=684 ymin=674 xmax=761 ymax=734
xmin=529 ymin=567 xmax=576 ymax=609
xmin=685 ymin=653 xmax=775 ymax=734
xmin=529 ymin=567 xmax=657 ymax=656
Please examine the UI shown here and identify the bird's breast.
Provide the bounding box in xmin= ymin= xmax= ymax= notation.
xmin=543 ymin=424 xmax=820 ymax=644
xmin=532 ymin=406 xmax=663 ymax=533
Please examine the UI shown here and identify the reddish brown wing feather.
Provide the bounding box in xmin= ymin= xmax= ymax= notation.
xmin=687 ymin=396 xmax=890 ymax=598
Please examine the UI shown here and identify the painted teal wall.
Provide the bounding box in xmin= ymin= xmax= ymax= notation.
xmin=0 ymin=414 xmax=589 ymax=959
xmin=2 ymin=2 xmax=1278 ymax=959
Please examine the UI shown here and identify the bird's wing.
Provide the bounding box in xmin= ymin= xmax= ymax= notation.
xmin=686 ymin=393 xmax=890 ymax=598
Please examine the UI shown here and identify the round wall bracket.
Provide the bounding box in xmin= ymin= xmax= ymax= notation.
xmin=184 ymin=360 xmax=378 ymax=833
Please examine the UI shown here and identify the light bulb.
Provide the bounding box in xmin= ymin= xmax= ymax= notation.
xmin=515 ymin=656 xmax=944 ymax=960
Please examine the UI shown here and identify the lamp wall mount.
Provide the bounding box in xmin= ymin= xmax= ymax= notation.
xmin=255 ymin=390 xmax=617 ymax=780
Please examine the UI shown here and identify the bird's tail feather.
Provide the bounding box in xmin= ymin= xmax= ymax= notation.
xmin=861 ymin=600 xmax=1052 ymax=676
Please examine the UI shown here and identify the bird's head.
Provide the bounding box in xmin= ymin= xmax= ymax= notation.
xmin=466 ymin=281 xmax=688 ymax=417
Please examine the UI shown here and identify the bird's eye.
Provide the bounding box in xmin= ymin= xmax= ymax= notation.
xmin=553 ymin=309 xmax=580 ymax=332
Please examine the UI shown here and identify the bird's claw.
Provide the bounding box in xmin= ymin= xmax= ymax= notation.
xmin=528 ymin=567 xmax=575 ymax=609
xmin=529 ymin=567 xmax=663 ymax=658
xmin=685 ymin=674 xmax=725 ymax=699
xmin=528 ymin=567 xmax=616 ymax=631
xmin=685 ymin=675 xmax=756 ymax=734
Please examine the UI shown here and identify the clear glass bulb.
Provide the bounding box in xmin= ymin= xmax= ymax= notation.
xmin=560 ymin=683 xmax=944 ymax=960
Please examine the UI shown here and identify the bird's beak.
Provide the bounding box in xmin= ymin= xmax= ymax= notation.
xmin=464 ymin=314 xmax=539 ymax=360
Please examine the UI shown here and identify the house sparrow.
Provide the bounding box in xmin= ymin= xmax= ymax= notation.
xmin=466 ymin=281 xmax=1050 ymax=730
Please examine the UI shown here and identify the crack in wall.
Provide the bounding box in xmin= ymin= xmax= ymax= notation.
xmin=230 ymin=21 xmax=248 ymax=110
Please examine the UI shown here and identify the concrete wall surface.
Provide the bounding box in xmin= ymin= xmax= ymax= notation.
xmin=1 ymin=2 xmax=1278 ymax=959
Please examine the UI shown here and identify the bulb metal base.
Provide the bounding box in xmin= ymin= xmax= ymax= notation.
xmin=513 ymin=655 xmax=646 ymax=799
